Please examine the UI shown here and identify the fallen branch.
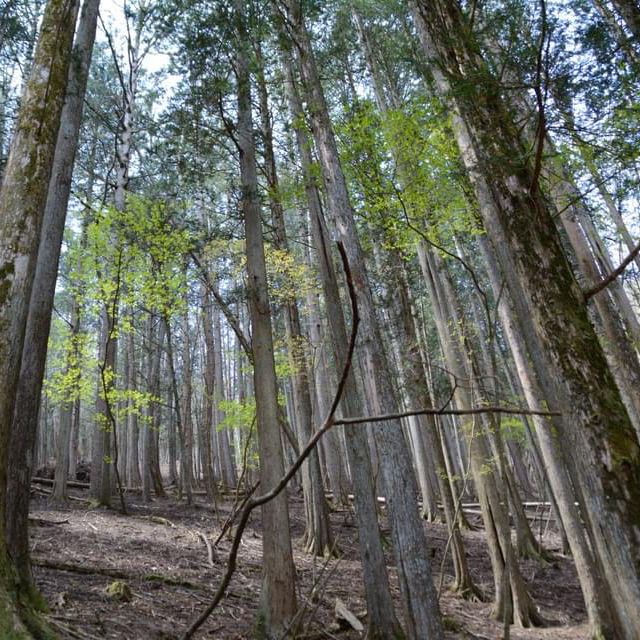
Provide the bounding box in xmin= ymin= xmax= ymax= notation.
xmin=31 ymin=485 xmax=89 ymax=503
xmin=33 ymin=559 xmax=204 ymax=589
xmin=180 ymin=242 xmax=360 ymax=640
xmin=137 ymin=515 xmax=176 ymax=527
xmin=584 ymin=239 xmax=640 ymax=299
xmin=32 ymin=477 xmax=89 ymax=489
xmin=29 ymin=517 xmax=69 ymax=527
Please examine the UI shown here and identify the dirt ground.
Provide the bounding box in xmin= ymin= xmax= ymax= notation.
xmin=29 ymin=487 xmax=589 ymax=639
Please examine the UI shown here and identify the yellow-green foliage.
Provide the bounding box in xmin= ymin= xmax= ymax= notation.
xmin=265 ymin=246 xmax=316 ymax=304
xmin=43 ymin=318 xmax=96 ymax=407
xmin=105 ymin=581 xmax=132 ymax=602
xmin=500 ymin=417 xmax=527 ymax=445
xmin=202 ymin=238 xmax=317 ymax=305
xmin=337 ymin=97 xmax=482 ymax=253
xmin=217 ymin=398 xmax=258 ymax=468
xmin=83 ymin=195 xmax=193 ymax=320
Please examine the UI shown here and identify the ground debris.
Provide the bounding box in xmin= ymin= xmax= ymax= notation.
xmin=30 ymin=493 xmax=588 ymax=639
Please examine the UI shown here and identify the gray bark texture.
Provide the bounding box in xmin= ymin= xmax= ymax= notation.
xmin=283 ymin=3 xmax=444 ymax=637
xmin=236 ymin=4 xmax=297 ymax=636
xmin=282 ymin=40 xmax=405 ymax=640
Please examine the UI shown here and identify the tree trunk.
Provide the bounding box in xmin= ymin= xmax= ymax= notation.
xmin=284 ymin=3 xmax=443 ymax=636
xmin=412 ymin=3 xmax=640 ymax=635
xmin=236 ymin=3 xmax=297 ymax=635
xmin=477 ymin=234 xmax=615 ymax=636
xmin=213 ymin=305 xmax=236 ymax=488
xmin=201 ymin=286 xmax=219 ymax=502
xmin=0 ymin=0 xmax=79 ymax=631
xmin=282 ymin=45 xmax=404 ymax=638
xmin=4 ymin=0 xmax=93 ymax=599
xmin=420 ymin=242 xmax=541 ymax=626
xmin=90 ymin=307 xmax=117 ymax=507
xmin=256 ymin=47 xmax=333 ymax=555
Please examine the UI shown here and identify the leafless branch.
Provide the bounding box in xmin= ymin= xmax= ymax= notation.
xmin=333 ymin=404 xmax=560 ymax=427
xmin=530 ymin=0 xmax=549 ymax=196
xmin=188 ymin=249 xmax=253 ymax=361
xmin=98 ymin=12 xmax=127 ymax=96
xmin=584 ymin=239 xmax=640 ymax=299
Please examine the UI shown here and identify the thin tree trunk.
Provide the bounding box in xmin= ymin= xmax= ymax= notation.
xmin=126 ymin=322 xmax=141 ymax=487
xmin=256 ymin=47 xmax=333 ymax=555
xmin=420 ymin=242 xmax=541 ymax=625
xmin=236 ymin=4 xmax=297 ymax=634
xmin=282 ymin=45 xmax=404 ymax=638
xmin=284 ymin=4 xmax=443 ymax=635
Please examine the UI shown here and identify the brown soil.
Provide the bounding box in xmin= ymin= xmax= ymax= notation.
xmin=29 ymin=489 xmax=588 ymax=639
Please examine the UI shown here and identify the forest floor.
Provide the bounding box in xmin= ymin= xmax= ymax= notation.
xmin=29 ymin=486 xmax=589 ymax=639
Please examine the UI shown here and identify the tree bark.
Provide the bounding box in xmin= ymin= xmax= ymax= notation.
xmin=236 ymin=4 xmax=297 ymax=635
xmin=283 ymin=3 xmax=444 ymax=636
xmin=0 ymin=0 xmax=79 ymax=630
xmin=282 ymin=45 xmax=404 ymax=638
xmin=412 ymin=2 xmax=640 ymax=635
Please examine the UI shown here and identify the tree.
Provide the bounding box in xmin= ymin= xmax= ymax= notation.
xmin=411 ymin=1 xmax=640 ymax=636
xmin=279 ymin=2 xmax=444 ymax=637
xmin=6 ymin=0 xmax=100 ymax=586
xmin=0 ymin=0 xmax=79 ymax=633
xmin=236 ymin=2 xmax=297 ymax=636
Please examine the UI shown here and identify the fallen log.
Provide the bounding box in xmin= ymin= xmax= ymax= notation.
xmin=32 ymin=559 xmax=206 ymax=590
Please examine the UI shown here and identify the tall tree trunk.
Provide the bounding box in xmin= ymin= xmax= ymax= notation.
xmin=305 ymin=280 xmax=351 ymax=505
xmin=282 ymin=46 xmax=404 ymax=638
xmin=412 ymin=3 xmax=640 ymax=635
xmin=0 ymin=0 xmax=79 ymax=630
xmin=477 ymin=234 xmax=616 ymax=636
xmin=126 ymin=327 xmax=141 ymax=487
xmin=388 ymin=251 xmax=480 ymax=598
xmin=236 ymin=3 xmax=297 ymax=635
xmin=283 ymin=4 xmax=443 ymax=636
xmin=90 ymin=306 xmax=117 ymax=507
xmin=165 ymin=315 xmax=193 ymax=505
xmin=4 ymin=0 xmax=94 ymax=596
xmin=201 ymin=286 xmax=218 ymax=502
xmin=255 ymin=47 xmax=333 ymax=555
xmin=213 ymin=305 xmax=236 ymax=488
xmin=420 ymin=242 xmax=541 ymax=626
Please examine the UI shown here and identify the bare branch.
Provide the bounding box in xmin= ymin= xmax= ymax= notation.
xmin=584 ymin=239 xmax=640 ymax=300
xmin=530 ymin=0 xmax=549 ymax=196
xmin=333 ymin=405 xmax=561 ymax=426
xmin=188 ymin=249 xmax=253 ymax=362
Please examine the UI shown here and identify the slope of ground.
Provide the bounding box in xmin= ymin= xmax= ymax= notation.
xmin=29 ymin=489 xmax=588 ymax=639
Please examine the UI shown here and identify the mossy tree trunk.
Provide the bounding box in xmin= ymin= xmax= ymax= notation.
xmin=412 ymin=1 xmax=640 ymax=636
xmin=0 ymin=0 xmax=79 ymax=633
